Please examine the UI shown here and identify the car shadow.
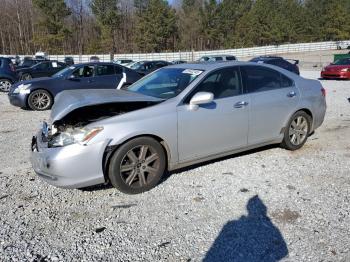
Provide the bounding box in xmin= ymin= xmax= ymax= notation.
xmin=204 ymin=195 xmax=288 ymax=262
xmin=81 ymin=144 xmax=280 ymax=192
xmin=161 ymin=144 xmax=279 ymax=183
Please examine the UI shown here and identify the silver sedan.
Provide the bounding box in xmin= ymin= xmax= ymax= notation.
xmin=30 ymin=62 xmax=326 ymax=194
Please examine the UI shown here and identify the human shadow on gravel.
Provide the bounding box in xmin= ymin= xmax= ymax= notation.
xmin=204 ymin=195 xmax=288 ymax=262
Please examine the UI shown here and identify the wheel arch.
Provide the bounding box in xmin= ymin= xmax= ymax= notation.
xmin=0 ymin=77 xmax=13 ymax=82
xmin=295 ymin=108 xmax=314 ymax=131
xmin=102 ymin=134 xmax=171 ymax=183
xmin=284 ymin=108 xmax=314 ymax=134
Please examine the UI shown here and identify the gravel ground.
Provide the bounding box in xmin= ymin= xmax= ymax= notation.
xmin=0 ymin=70 xmax=349 ymax=261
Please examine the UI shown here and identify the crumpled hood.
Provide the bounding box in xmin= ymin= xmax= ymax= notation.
xmin=51 ymin=89 xmax=163 ymax=122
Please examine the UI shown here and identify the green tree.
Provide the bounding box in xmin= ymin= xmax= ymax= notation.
xmin=32 ymin=0 xmax=71 ymax=53
xmin=178 ymin=0 xmax=203 ymax=50
xmin=216 ymin=0 xmax=253 ymax=48
xmin=200 ymin=0 xmax=221 ymax=49
xmin=90 ymin=0 xmax=122 ymax=56
xmin=135 ymin=0 xmax=177 ymax=52
xmin=321 ymin=0 xmax=350 ymax=41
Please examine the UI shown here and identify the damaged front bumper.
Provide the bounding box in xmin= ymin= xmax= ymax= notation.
xmin=30 ymin=126 xmax=109 ymax=189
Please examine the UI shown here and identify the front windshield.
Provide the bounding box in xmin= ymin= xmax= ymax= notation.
xmin=52 ymin=66 xmax=74 ymax=78
xmin=127 ymin=68 xmax=203 ymax=99
xmin=333 ymin=58 xmax=350 ymax=65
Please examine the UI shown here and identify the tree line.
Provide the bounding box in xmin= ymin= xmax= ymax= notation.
xmin=0 ymin=0 xmax=349 ymax=55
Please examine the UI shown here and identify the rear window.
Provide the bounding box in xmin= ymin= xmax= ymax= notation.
xmin=226 ymin=56 xmax=236 ymax=61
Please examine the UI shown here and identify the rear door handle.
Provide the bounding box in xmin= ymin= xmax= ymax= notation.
xmin=287 ymin=91 xmax=297 ymax=98
xmin=234 ymin=101 xmax=249 ymax=108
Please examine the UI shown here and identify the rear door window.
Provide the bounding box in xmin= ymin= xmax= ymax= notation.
xmin=242 ymin=66 xmax=286 ymax=93
xmin=36 ymin=62 xmax=50 ymax=70
xmin=95 ymin=64 xmax=115 ymax=76
xmin=114 ymin=65 xmax=123 ymax=74
xmin=281 ymin=74 xmax=294 ymax=87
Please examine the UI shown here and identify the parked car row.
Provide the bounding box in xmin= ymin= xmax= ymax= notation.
xmin=8 ymin=62 xmax=141 ymax=110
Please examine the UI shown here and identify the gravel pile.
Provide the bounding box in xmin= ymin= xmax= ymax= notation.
xmin=0 ymin=71 xmax=349 ymax=261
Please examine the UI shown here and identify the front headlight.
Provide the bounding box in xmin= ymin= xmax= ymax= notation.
xmin=340 ymin=68 xmax=350 ymax=72
xmin=13 ymin=83 xmax=31 ymax=94
xmin=49 ymin=127 xmax=103 ymax=147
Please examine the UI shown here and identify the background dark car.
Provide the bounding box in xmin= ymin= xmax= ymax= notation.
xmin=250 ymin=56 xmax=300 ymax=75
xmin=8 ymin=62 xmax=141 ymax=111
xmin=0 ymin=57 xmax=18 ymax=92
xmin=64 ymin=57 xmax=74 ymax=66
xmin=198 ymin=55 xmax=237 ymax=62
xmin=171 ymin=60 xmax=187 ymax=64
xmin=16 ymin=58 xmax=49 ymax=70
xmin=17 ymin=60 xmax=67 ymax=81
xmin=130 ymin=60 xmax=171 ymax=76
xmin=7 ymin=56 xmax=21 ymax=66
xmin=90 ymin=56 xmax=100 ymax=62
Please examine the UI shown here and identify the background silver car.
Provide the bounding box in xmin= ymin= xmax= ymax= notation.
xmin=31 ymin=62 xmax=326 ymax=194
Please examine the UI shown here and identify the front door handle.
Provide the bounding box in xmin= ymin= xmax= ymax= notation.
xmin=287 ymin=91 xmax=297 ymax=98
xmin=234 ymin=101 xmax=249 ymax=108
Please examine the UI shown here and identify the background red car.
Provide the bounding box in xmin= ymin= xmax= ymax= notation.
xmin=321 ymin=58 xmax=350 ymax=79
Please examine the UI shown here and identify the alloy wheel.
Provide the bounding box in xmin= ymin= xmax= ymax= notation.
xmin=120 ymin=145 xmax=160 ymax=188
xmin=30 ymin=92 xmax=51 ymax=110
xmin=289 ymin=116 xmax=308 ymax=146
xmin=0 ymin=80 xmax=11 ymax=92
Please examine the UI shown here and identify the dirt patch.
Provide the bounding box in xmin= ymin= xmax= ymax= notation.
xmin=271 ymin=209 xmax=301 ymax=223
xmin=324 ymin=125 xmax=350 ymax=133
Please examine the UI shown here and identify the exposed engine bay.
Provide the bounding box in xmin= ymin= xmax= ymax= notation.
xmin=45 ymin=101 xmax=160 ymax=147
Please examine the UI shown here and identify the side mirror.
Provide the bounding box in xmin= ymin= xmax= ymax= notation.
xmin=189 ymin=92 xmax=214 ymax=110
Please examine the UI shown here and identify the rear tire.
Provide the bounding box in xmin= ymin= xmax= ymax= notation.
xmin=281 ymin=111 xmax=311 ymax=151
xmin=108 ymin=137 xmax=166 ymax=194
xmin=28 ymin=90 xmax=53 ymax=111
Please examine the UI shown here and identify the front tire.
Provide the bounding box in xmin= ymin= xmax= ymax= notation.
xmin=28 ymin=90 xmax=53 ymax=111
xmin=108 ymin=137 xmax=166 ymax=194
xmin=281 ymin=111 xmax=311 ymax=151
xmin=0 ymin=79 xmax=12 ymax=92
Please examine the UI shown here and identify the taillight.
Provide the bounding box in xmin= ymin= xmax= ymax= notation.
xmin=321 ymin=87 xmax=326 ymax=97
xmin=10 ymin=64 xmax=15 ymax=72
